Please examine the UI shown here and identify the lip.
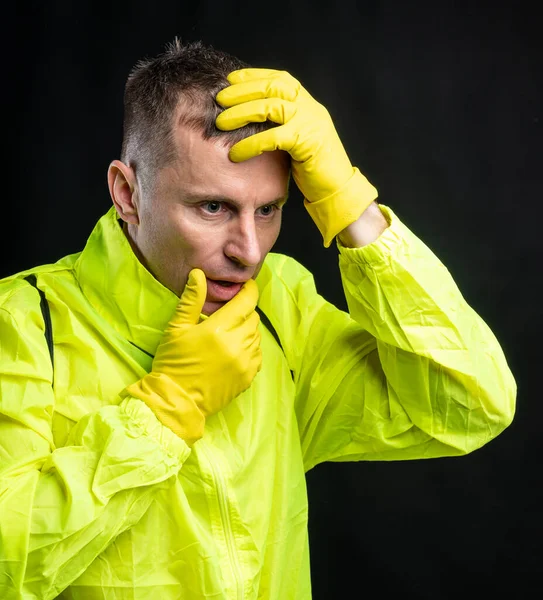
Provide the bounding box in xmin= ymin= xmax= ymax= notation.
xmin=205 ymin=278 xmax=244 ymax=302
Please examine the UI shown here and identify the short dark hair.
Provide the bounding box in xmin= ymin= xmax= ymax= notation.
xmin=121 ymin=38 xmax=274 ymax=188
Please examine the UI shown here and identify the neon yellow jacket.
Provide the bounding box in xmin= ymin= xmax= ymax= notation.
xmin=0 ymin=204 xmax=516 ymax=599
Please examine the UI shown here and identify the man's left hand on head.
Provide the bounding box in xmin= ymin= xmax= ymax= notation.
xmin=215 ymin=68 xmax=378 ymax=247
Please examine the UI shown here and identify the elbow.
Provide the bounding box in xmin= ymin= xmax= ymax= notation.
xmin=464 ymin=377 xmax=517 ymax=454
xmin=476 ymin=350 xmax=518 ymax=448
xmin=488 ymin=364 xmax=517 ymax=433
xmin=489 ymin=379 xmax=517 ymax=437
xmin=435 ymin=374 xmax=517 ymax=456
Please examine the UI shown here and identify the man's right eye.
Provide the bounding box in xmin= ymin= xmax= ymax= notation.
xmin=203 ymin=201 xmax=223 ymax=214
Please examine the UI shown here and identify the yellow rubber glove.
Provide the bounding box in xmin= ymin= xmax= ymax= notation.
xmin=123 ymin=268 xmax=262 ymax=446
xmin=215 ymin=68 xmax=378 ymax=247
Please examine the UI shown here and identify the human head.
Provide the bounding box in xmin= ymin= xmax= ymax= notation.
xmin=108 ymin=38 xmax=291 ymax=315
xmin=120 ymin=37 xmax=279 ymax=194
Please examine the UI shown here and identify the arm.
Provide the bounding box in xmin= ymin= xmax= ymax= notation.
xmin=289 ymin=204 xmax=516 ymax=469
xmin=337 ymin=200 xmax=390 ymax=247
xmin=0 ymin=294 xmax=189 ymax=600
xmin=214 ymin=68 xmax=516 ymax=468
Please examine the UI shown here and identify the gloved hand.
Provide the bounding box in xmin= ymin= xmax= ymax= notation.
xmin=123 ymin=268 xmax=262 ymax=446
xmin=215 ymin=68 xmax=378 ymax=247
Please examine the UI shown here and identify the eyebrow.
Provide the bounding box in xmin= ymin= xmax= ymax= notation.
xmin=182 ymin=192 xmax=289 ymax=209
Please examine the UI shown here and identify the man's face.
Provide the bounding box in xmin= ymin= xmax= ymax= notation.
xmin=130 ymin=126 xmax=290 ymax=315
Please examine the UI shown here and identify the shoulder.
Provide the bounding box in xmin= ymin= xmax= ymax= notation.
xmin=0 ymin=258 xmax=78 ymax=322
xmin=257 ymin=252 xmax=325 ymax=335
xmin=0 ymin=272 xmax=41 ymax=315
xmin=259 ymin=251 xmax=316 ymax=296
xmin=0 ymin=274 xmax=48 ymax=354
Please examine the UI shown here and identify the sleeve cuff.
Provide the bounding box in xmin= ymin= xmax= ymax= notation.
xmin=304 ymin=168 xmax=379 ymax=248
xmin=120 ymin=396 xmax=191 ymax=461
xmin=336 ymin=204 xmax=407 ymax=265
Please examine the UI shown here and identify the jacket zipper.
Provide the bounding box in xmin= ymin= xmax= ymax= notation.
xmin=200 ymin=441 xmax=244 ymax=600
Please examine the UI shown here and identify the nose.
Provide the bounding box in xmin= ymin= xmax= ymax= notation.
xmin=224 ymin=214 xmax=262 ymax=267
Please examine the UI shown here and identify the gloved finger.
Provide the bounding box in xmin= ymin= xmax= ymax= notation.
xmin=216 ymin=98 xmax=297 ymax=130
xmin=227 ymin=127 xmax=296 ymax=162
xmin=226 ymin=68 xmax=285 ymax=84
xmin=216 ymin=75 xmax=300 ymax=107
xmin=228 ymin=308 xmax=260 ymax=341
xmin=245 ymin=309 xmax=261 ymax=335
xmin=169 ymin=268 xmax=207 ymax=327
xmin=238 ymin=324 xmax=261 ymax=356
xmin=212 ymin=278 xmax=259 ymax=324
xmin=249 ymin=337 xmax=263 ymax=372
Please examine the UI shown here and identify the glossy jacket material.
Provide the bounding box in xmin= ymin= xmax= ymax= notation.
xmin=0 ymin=205 xmax=516 ymax=599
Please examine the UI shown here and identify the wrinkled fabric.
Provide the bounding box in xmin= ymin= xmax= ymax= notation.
xmin=0 ymin=204 xmax=516 ymax=599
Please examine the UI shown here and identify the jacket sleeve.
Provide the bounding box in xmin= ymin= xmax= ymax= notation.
xmin=0 ymin=289 xmax=190 ymax=600
xmin=287 ymin=204 xmax=516 ymax=471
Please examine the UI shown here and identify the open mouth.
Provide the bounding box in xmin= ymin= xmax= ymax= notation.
xmin=212 ymin=280 xmax=236 ymax=287
xmin=205 ymin=278 xmax=244 ymax=302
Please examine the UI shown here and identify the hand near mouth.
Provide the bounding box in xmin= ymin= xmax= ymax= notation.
xmin=123 ymin=268 xmax=262 ymax=445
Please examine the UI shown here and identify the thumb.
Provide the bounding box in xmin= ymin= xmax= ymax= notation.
xmin=171 ymin=268 xmax=207 ymax=326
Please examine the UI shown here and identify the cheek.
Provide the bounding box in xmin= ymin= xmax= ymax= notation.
xmin=146 ymin=207 xmax=198 ymax=253
xmin=168 ymin=222 xmax=227 ymax=268
xmin=260 ymin=216 xmax=282 ymax=250
xmin=140 ymin=209 xmax=197 ymax=272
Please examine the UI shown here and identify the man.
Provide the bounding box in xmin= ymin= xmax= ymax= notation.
xmin=0 ymin=38 xmax=516 ymax=599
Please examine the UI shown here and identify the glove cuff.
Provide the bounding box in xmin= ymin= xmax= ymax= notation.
xmin=122 ymin=372 xmax=205 ymax=446
xmin=303 ymin=167 xmax=378 ymax=248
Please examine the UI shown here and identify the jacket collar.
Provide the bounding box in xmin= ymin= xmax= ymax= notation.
xmin=74 ymin=206 xmax=180 ymax=356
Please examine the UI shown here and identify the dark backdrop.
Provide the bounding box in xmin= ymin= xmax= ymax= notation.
xmin=4 ymin=1 xmax=542 ymax=597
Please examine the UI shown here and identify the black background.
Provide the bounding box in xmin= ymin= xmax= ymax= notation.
xmin=4 ymin=1 xmax=542 ymax=597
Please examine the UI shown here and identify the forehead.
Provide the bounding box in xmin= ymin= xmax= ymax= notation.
xmin=164 ymin=125 xmax=290 ymax=202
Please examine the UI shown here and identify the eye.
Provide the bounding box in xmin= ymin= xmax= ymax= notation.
xmin=259 ymin=204 xmax=278 ymax=216
xmin=203 ymin=201 xmax=223 ymax=214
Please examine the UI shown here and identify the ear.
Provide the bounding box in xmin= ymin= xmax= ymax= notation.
xmin=107 ymin=160 xmax=140 ymax=225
